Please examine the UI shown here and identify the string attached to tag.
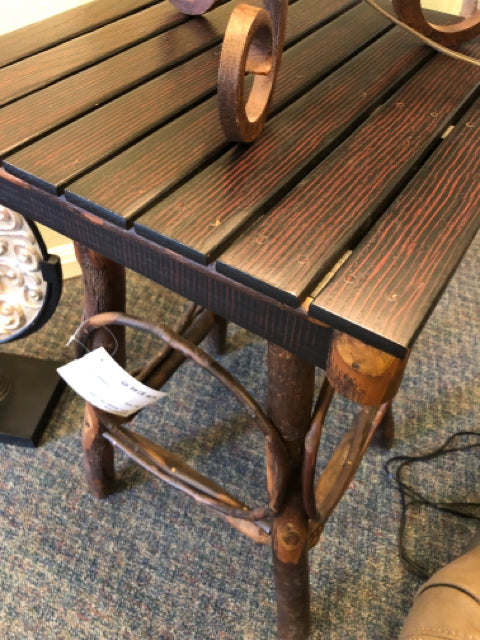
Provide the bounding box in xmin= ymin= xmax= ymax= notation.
xmin=67 ymin=323 xmax=119 ymax=357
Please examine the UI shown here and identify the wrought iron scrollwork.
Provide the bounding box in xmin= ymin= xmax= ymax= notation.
xmin=217 ymin=0 xmax=288 ymax=142
xmin=392 ymin=0 xmax=480 ymax=47
xmin=171 ymin=0 xmax=288 ymax=142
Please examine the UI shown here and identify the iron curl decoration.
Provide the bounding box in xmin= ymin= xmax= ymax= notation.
xmin=217 ymin=0 xmax=288 ymax=142
xmin=170 ymin=0 xmax=480 ymax=143
xmin=170 ymin=0 xmax=288 ymax=142
xmin=391 ymin=0 xmax=480 ymax=47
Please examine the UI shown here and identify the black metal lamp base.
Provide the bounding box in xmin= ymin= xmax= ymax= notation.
xmin=0 ymin=352 xmax=65 ymax=447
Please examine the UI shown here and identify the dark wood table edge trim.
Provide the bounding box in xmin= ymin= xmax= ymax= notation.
xmin=0 ymin=169 xmax=333 ymax=368
xmin=308 ymin=305 xmax=408 ymax=359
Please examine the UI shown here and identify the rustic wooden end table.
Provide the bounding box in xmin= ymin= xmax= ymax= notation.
xmin=0 ymin=1 xmax=479 ymax=637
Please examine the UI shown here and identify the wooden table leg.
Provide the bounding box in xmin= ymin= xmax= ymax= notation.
xmin=267 ymin=343 xmax=315 ymax=640
xmin=374 ymin=401 xmax=395 ymax=449
xmin=74 ymin=243 xmax=126 ymax=498
xmin=207 ymin=314 xmax=228 ymax=355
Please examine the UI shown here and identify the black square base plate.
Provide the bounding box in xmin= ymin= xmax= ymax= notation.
xmin=0 ymin=352 xmax=65 ymax=447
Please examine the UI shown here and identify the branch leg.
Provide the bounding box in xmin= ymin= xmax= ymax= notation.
xmin=206 ymin=314 xmax=228 ymax=355
xmin=74 ymin=243 xmax=126 ymax=498
xmin=375 ymin=402 xmax=395 ymax=449
xmin=267 ymin=343 xmax=314 ymax=640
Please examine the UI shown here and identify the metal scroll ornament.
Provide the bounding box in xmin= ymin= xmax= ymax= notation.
xmin=392 ymin=0 xmax=480 ymax=46
xmin=171 ymin=0 xmax=288 ymax=142
xmin=170 ymin=0 xmax=480 ymax=142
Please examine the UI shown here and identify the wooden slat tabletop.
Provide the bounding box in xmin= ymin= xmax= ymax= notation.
xmin=217 ymin=42 xmax=480 ymax=303
xmin=0 ymin=0 xmax=478 ymax=363
xmin=62 ymin=0 xmax=373 ymax=217
xmin=0 ymin=2 xmax=194 ymax=107
xmin=0 ymin=0 xmax=157 ymax=69
xmin=138 ymin=26 xmax=431 ymax=263
xmin=310 ymin=103 xmax=480 ymax=356
xmin=5 ymin=0 xmax=353 ymax=196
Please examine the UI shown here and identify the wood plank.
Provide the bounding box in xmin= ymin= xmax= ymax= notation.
xmin=0 ymin=0 xmax=224 ymax=107
xmin=0 ymin=168 xmax=332 ymax=370
xmin=2 ymin=0 xmax=353 ymax=193
xmin=3 ymin=48 xmax=221 ymax=193
xmin=0 ymin=33 xmax=208 ymax=159
xmin=215 ymin=41 xmax=480 ymax=306
xmin=0 ymin=0 xmax=157 ymax=68
xmin=283 ymin=0 xmax=360 ymax=43
xmin=0 ymin=0 xmax=240 ymax=158
xmin=134 ymin=25 xmax=429 ymax=260
xmin=63 ymin=3 xmax=391 ymax=225
xmin=310 ymin=102 xmax=480 ymax=357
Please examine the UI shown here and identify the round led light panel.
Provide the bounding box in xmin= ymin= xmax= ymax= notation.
xmin=0 ymin=205 xmax=60 ymax=343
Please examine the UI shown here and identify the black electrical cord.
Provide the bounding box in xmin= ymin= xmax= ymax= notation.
xmin=385 ymin=431 xmax=480 ymax=580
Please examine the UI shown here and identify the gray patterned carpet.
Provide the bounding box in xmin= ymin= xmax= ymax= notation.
xmin=0 ymin=234 xmax=478 ymax=639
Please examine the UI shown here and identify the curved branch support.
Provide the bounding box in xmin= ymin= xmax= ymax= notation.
xmin=302 ymin=378 xmax=335 ymax=520
xmin=314 ymin=403 xmax=389 ymax=525
xmin=303 ymin=332 xmax=407 ymax=542
xmin=74 ymin=311 xmax=289 ymax=514
xmin=102 ymin=421 xmax=273 ymax=524
xmin=135 ymin=301 xmax=199 ymax=382
xmin=103 ymin=406 xmax=271 ymax=544
xmin=217 ymin=0 xmax=288 ymax=141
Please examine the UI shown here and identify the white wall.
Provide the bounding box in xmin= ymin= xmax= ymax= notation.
xmin=0 ymin=0 xmax=93 ymax=35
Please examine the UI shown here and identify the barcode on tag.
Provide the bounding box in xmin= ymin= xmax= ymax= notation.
xmin=57 ymin=347 xmax=166 ymax=416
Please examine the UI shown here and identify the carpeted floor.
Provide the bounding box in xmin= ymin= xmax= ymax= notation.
xmin=0 ymin=233 xmax=478 ymax=639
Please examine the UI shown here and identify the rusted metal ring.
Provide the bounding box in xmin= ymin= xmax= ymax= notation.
xmin=218 ymin=4 xmax=275 ymax=142
xmin=392 ymin=0 xmax=480 ymax=46
xmin=169 ymin=0 xmax=217 ymax=15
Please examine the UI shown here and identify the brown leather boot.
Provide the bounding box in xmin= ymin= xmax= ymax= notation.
xmin=399 ymin=545 xmax=480 ymax=639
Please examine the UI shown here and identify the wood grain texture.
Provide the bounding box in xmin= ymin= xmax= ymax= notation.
xmin=3 ymin=47 xmax=222 ymax=194
xmin=0 ymin=14 xmax=222 ymax=159
xmin=0 ymin=0 xmax=351 ymax=159
xmin=310 ymin=103 xmax=480 ymax=357
xmin=0 ymin=2 xmax=478 ymax=365
xmin=136 ymin=23 xmax=425 ymax=264
xmin=0 ymin=169 xmax=332 ymax=366
xmin=63 ymin=3 xmax=390 ymax=226
xmin=216 ymin=42 xmax=480 ymax=305
xmin=75 ymin=244 xmax=126 ymax=497
xmin=3 ymin=0 xmax=336 ymax=192
xmin=267 ymin=344 xmax=314 ymax=639
xmin=0 ymin=0 xmax=156 ymax=68
xmin=62 ymin=0 xmax=374 ymax=220
xmin=0 ymin=1 xmax=236 ymax=107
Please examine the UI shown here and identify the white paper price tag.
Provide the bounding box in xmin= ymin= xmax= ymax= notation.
xmin=57 ymin=347 xmax=166 ymax=416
